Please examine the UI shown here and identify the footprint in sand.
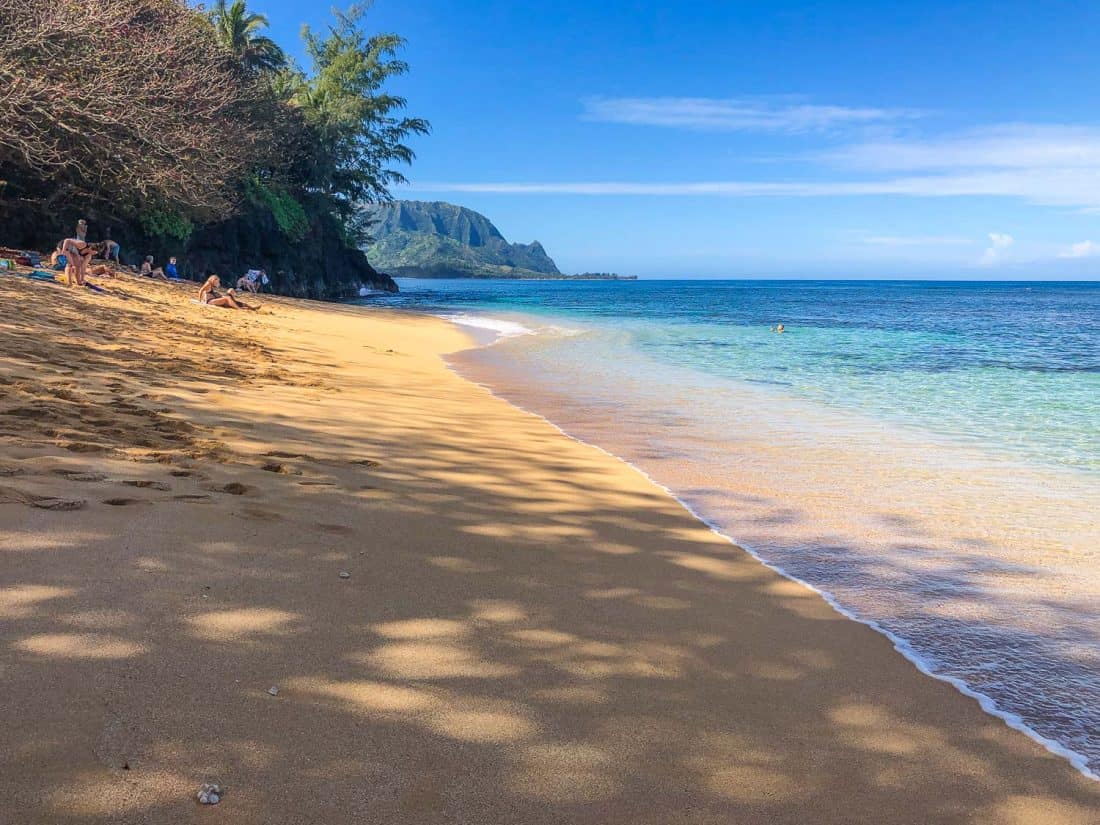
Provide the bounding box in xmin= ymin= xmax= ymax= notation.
xmin=64 ymin=442 xmax=109 ymax=454
xmin=297 ymin=480 xmax=336 ymax=487
xmin=261 ymin=462 xmax=301 ymax=475
xmin=101 ymin=498 xmax=146 ymax=507
xmin=0 ymin=486 xmax=85 ymax=511
xmin=173 ymin=494 xmax=211 ymax=503
xmin=351 ymin=459 xmax=382 ymax=468
xmin=121 ymin=480 xmax=171 ymax=491
xmin=51 ymin=469 xmax=108 ymax=482
xmin=201 ymin=482 xmax=252 ymax=496
xmin=265 ymin=450 xmax=313 ymax=461
xmin=169 ymin=470 xmax=197 ymax=478
xmin=0 ymin=465 xmax=25 ymax=477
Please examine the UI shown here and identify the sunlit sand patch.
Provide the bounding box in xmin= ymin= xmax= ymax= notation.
xmin=289 ymin=676 xmax=537 ymax=744
xmin=583 ymin=586 xmax=642 ymax=600
xmin=590 ymin=541 xmax=639 ymax=556
xmin=0 ymin=584 xmax=75 ymax=619
xmin=533 ymin=684 xmax=608 ymax=705
xmin=354 ymin=641 xmax=519 ymax=680
xmin=187 ymin=607 xmax=300 ymax=642
xmin=663 ymin=551 xmax=766 ymax=582
xmin=14 ymin=633 xmax=145 ymax=659
xmin=508 ymin=743 xmax=618 ymax=802
xmin=532 ymin=637 xmax=689 ymax=680
xmin=427 ymin=703 xmax=537 ymax=744
xmin=288 ymin=677 xmax=441 ymax=714
xmin=427 ymin=556 xmax=496 ymax=573
xmin=47 ymin=769 xmax=192 ymax=817
xmin=468 ymin=600 xmax=527 ymax=624
xmin=372 ymin=618 xmax=471 ymax=639
xmin=980 ymin=795 xmax=1100 ymax=825
xmin=508 ymin=629 xmax=577 ymax=648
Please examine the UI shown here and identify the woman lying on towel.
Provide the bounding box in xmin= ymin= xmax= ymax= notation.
xmin=198 ymin=274 xmax=257 ymax=310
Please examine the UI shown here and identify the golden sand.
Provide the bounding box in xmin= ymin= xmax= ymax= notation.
xmin=0 ymin=272 xmax=1096 ymax=823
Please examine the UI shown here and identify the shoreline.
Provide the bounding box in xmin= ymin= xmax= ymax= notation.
xmin=440 ymin=337 xmax=1100 ymax=782
xmin=1 ymin=272 xmax=1097 ymax=822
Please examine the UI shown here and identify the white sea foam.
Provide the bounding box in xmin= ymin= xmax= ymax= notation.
xmin=437 ymin=313 xmax=535 ymax=339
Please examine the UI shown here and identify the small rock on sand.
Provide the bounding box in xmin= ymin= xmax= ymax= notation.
xmin=339 ymin=571 xmax=351 ymax=579
xmin=268 ymin=686 xmax=279 ymax=696
xmin=196 ymin=783 xmax=223 ymax=805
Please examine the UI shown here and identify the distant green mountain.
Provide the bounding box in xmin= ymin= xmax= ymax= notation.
xmin=364 ymin=200 xmax=562 ymax=279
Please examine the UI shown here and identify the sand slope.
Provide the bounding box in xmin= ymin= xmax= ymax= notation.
xmin=0 ymin=273 xmax=1096 ymax=823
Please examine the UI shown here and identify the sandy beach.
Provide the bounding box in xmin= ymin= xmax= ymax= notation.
xmin=0 ymin=272 xmax=1097 ymax=824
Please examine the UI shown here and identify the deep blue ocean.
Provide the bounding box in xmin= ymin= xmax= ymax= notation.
xmin=359 ymin=278 xmax=1100 ymax=776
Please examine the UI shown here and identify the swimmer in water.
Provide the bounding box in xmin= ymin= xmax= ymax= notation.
xmin=772 ymin=323 xmax=786 ymax=333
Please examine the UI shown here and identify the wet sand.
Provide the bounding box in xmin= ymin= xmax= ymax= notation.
xmin=0 ymin=271 xmax=1096 ymax=823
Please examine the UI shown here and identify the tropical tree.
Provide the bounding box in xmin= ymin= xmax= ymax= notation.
xmin=209 ymin=0 xmax=286 ymax=75
xmin=288 ymin=5 xmax=429 ymax=237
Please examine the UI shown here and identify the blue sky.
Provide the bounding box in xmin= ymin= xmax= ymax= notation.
xmin=260 ymin=0 xmax=1100 ymax=278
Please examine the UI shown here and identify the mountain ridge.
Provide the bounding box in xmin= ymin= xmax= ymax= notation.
xmin=365 ymin=200 xmax=562 ymax=279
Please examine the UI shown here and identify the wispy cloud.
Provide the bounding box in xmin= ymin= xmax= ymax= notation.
xmin=979 ymin=232 xmax=1015 ymax=267
xmin=1059 ymin=240 xmax=1100 ymax=258
xmin=406 ymin=122 xmax=1100 ymax=210
xmin=582 ymin=96 xmax=919 ymax=133
xmin=823 ymin=124 xmax=1100 ymax=171
xmin=405 ymin=168 xmax=1100 ymax=205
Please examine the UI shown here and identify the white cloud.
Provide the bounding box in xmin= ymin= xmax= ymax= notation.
xmin=581 ymin=96 xmax=919 ymax=133
xmin=979 ymin=232 xmax=1015 ymax=267
xmin=1059 ymin=240 xmax=1100 ymax=258
xmin=405 ymin=121 xmax=1100 ymax=210
xmin=404 ymin=168 xmax=1100 ymax=206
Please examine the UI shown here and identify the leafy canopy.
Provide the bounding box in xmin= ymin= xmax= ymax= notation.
xmin=285 ymin=5 xmax=429 ymax=235
xmin=209 ymin=0 xmax=286 ymax=75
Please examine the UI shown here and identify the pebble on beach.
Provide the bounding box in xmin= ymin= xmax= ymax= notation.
xmin=197 ymin=783 xmax=223 ymax=805
xmin=338 ymin=571 xmax=350 ymax=579
xmin=268 ymin=686 xmax=279 ymax=696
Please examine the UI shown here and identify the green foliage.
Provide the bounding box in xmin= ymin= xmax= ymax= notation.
xmin=245 ymin=176 xmax=310 ymax=241
xmin=366 ymin=201 xmax=561 ymax=279
xmin=288 ymin=5 xmax=430 ymax=234
xmin=139 ymin=209 xmax=194 ymax=242
xmin=209 ymin=0 xmax=286 ymax=74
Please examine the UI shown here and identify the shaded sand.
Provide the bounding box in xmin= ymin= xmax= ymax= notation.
xmin=0 ymin=272 xmax=1096 ymax=824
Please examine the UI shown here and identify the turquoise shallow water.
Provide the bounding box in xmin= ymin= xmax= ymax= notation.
xmin=359 ymin=279 xmax=1100 ymax=775
xmin=376 ymin=279 xmax=1100 ymax=474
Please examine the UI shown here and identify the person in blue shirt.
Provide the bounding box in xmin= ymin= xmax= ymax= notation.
xmin=165 ymin=256 xmax=179 ymax=280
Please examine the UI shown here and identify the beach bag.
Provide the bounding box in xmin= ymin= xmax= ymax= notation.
xmin=55 ymin=254 xmax=68 ymax=271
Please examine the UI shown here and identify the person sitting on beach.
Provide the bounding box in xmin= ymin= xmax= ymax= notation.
xmin=237 ymin=269 xmax=264 ymax=294
xmin=198 ymin=274 xmax=257 ymax=310
xmin=140 ymin=255 xmax=168 ymax=281
xmin=165 ymin=256 xmax=180 ymax=280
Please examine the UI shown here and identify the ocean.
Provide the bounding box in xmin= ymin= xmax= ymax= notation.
xmin=359 ymin=278 xmax=1100 ymax=777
